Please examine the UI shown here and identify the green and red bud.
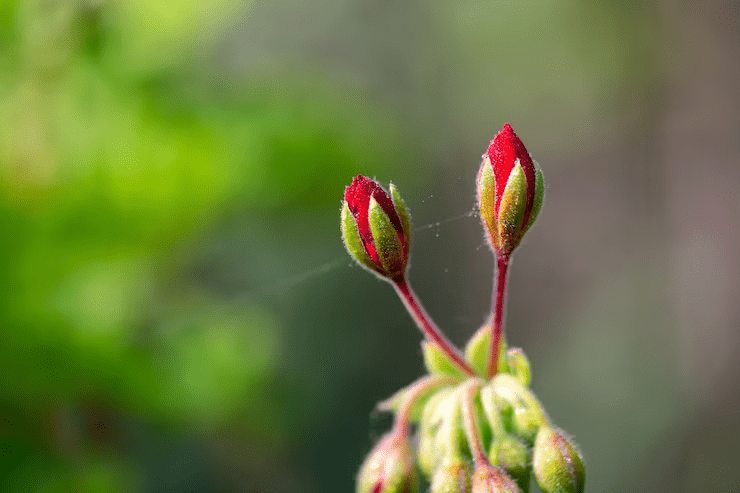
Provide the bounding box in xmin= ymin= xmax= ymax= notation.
xmin=342 ymin=176 xmax=411 ymax=280
xmin=471 ymin=464 xmax=521 ymax=493
xmin=477 ymin=124 xmax=544 ymax=256
xmin=357 ymin=432 xmax=419 ymax=493
xmin=532 ymin=426 xmax=585 ymax=493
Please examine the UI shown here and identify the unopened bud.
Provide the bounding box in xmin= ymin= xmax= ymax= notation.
xmin=357 ymin=432 xmax=419 ymax=493
xmin=505 ymin=348 xmax=531 ymax=387
xmin=464 ymin=324 xmax=508 ymax=377
xmin=489 ymin=375 xmax=547 ymax=443
xmin=477 ymin=124 xmax=544 ymax=255
xmin=431 ymin=456 xmax=472 ymax=493
xmin=471 ymin=464 xmax=521 ymax=493
xmin=418 ymin=388 xmax=457 ymax=476
xmin=342 ymin=176 xmax=411 ymax=280
xmin=424 ymin=341 xmax=469 ymax=380
xmin=532 ymin=426 xmax=585 ymax=493
xmin=488 ymin=435 xmax=530 ymax=492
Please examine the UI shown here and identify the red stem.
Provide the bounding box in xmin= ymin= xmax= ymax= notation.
xmin=487 ymin=254 xmax=509 ymax=379
xmin=393 ymin=277 xmax=476 ymax=377
xmin=461 ymin=380 xmax=488 ymax=467
xmin=392 ymin=375 xmax=455 ymax=437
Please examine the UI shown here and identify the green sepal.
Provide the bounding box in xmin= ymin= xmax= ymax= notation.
xmin=490 ymin=374 xmax=548 ymax=444
xmin=390 ymin=183 xmax=411 ymax=245
xmin=465 ymin=325 xmax=509 ymax=378
xmin=506 ymin=348 xmax=531 ymax=387
xmin=523 ymin=162 xmax=544 ymax=234
xmin=477 ymin=157 xmax=500 ymax=249
xmin=497 ymin=162 xmax=528 ymax=254
xmin=423 ymin=341 xmax=468 ymax=381
xmin=369 ymin=196 xmax=406 ymax=277
xmin=341 ymin=202 xmax=379 ymax=274
xmin=533 ymin=426 xmax=585 ymax=493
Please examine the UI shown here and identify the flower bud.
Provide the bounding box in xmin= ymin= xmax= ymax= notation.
xmin=423 ymin=341 xmax=468 ymax=380
xmin=418 ymin=387 xmax=467 ymax=477
xmin=418 ymin=388 xmax=457 ymax=476
xmin=431 ymin=456 xmax=472 ymax=493
xmin=477 ymin=124 xmax=544 ymax=255
xmin=464 ymin=324 xmax=509 ymax=377
xmin=505 ymin=348 xmax=531 ymax=387
xmin=489 ymin=375 xmax=547 ymax=444
xmin=357 ymin=432 xmax=419 ymax=493
xmin=342 ymin=176 xmax=411 ymax=280
xmin=488 ymin=435 xmax=530 ymax=492
xmin=532 ymin=426 xmax=585 ymax=493
xmin=471 ymin=464 xmax=521 ymax=493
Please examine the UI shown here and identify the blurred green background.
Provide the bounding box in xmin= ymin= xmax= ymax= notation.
xmin=1 ymin=0 xmax=739 ymax=491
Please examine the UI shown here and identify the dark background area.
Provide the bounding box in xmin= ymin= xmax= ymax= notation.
xmin=1 ymin=1 xmax=739 ymax=491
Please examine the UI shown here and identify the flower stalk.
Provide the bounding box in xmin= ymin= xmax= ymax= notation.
xmin=488 ymin=255 xmax=510 ymax=379
xmin=394 ymin=277 xmax=476 ymax=378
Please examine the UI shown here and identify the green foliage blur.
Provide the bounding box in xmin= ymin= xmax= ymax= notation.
xmin=2 ymin=1 xmax=740 ymax=492
xmin=0 ymin=1 xmax=408 ymax=491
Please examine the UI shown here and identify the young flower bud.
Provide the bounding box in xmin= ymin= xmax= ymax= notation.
xmin=418 ymin=388 xmax=457 ymax=476
xmin=505 ymin=348 xmax=531 ymax=387
xmin=488 ymin=435 xmax=531 ymax=492
xmin=464 ymin=324 xmax=509 ymax=377
xmin=431 ymin=456 xmax=472 ymax=493
xmin=357 ymin=432 xmax=419 ymax=493
xmin=489 ymin=375 xmax=548 ymax=444
xmin=423 ymin=341 xmax=469 ymax=380
xmin=477 ymin=124 xmax=544 ymax=255
xmin=532 ymin=427 xmax=585 ymax=493
xmin=471 ymin=464 xmax=521 ymax=493
xmin=342 ymin=176 xmax=411 ymax=280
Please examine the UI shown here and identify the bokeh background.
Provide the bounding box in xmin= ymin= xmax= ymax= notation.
xmin=1 ymin=0 xmax=739 ymax=491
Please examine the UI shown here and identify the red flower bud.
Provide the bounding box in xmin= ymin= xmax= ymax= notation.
xmin=342 ymin=175 xmax=411 ymax=280
xmin=477 ymin=124 xmax=544 ymax=255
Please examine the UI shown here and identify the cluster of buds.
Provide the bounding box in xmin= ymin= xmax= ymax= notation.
xmin=342 ymin=124 xmax=584 ymax=492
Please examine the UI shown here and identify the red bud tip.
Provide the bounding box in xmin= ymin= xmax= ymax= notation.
xmin=484 ymin=123 xmax=537 ymax=225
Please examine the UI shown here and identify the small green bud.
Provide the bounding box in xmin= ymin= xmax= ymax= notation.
xmin=418 ymin=388 xmax=457 ymax=476
xmin=489 ymin=375 xmax=547 ymax=443
xmin=357 ymin=432 xmax=419 ymax=493
xmin=431 ymin=456 xmax=472 ymax=493
xmin=505 ymin=348 xmax=531 ymax=387
xmin=489 ymin=435 xmax=531 ymax=492
xmin=471 ymin=464 xmax=521 ymax=493
xmin=432 ymin=389 xmax=467 ymax=466
xmin=532 ymin=426 xmax=585 ymax=493
xmin=464 ymin=325 xmax=508 ymax=377
xmin=424 ymin=341 xmax=469 ymax=380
